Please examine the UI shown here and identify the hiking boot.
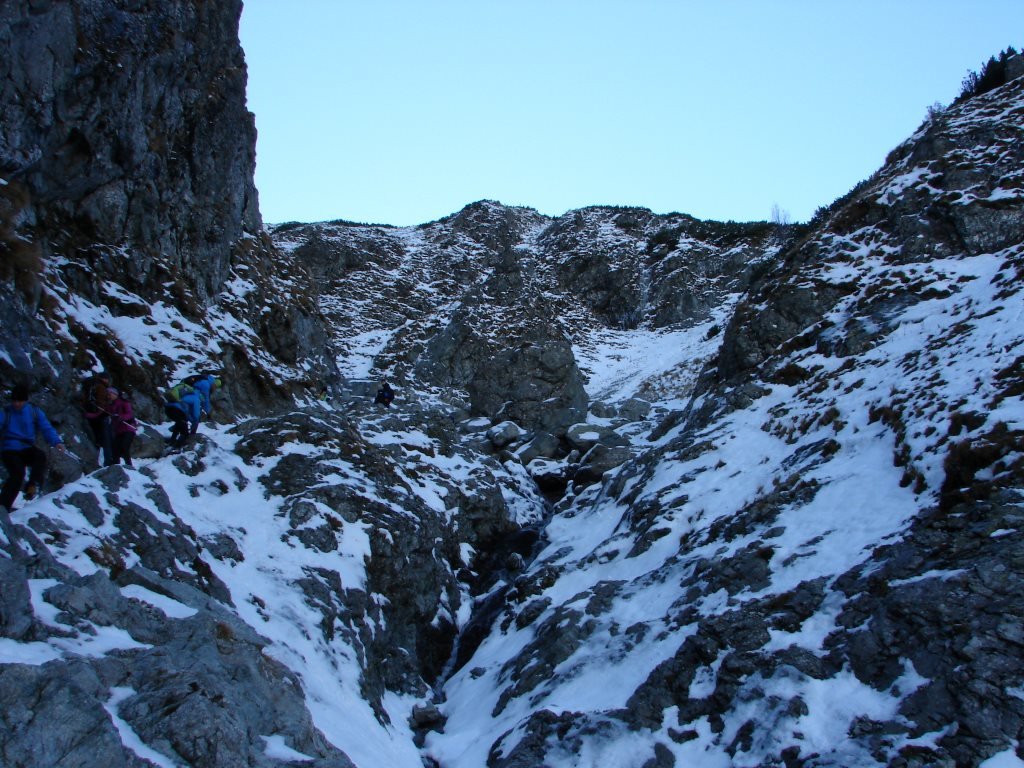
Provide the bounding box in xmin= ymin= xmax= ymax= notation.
xmin=22 ymin=484 xmax=37 ymax=501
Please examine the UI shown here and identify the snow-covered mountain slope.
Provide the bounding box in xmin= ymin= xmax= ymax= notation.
xmin=422 ymin=71 xmax=1024 ymax=768
xmin=3 ymin=5 xmax=1024 ymax=766
xmin=272 ymin=200 xmax=780 ymax=430
xmin=2 ymin=394 xmax=549 ymax=766
xmin=0 ymin=317 xmax=737 ymax=767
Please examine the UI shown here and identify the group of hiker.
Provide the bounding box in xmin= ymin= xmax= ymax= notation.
xmin=4 ymin=369 xmax=396 ymax=511
xmin=1 ymin=371 xmax=223 ymax=512
xmin=85 ymin=371 xmax=222 ymax=454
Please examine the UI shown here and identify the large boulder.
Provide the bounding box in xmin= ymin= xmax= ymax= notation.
xmin=617 ymin=397 xmax=652 ymax=422
xmin=526 ymin=458 xmax=575 ymax=496
xmin=565 ymin=422 xmax=627 ymax=453
xmin=415 ymin=278 xmax=588 ymax=436
xmin=515 ymin=431 xmax=561 ymax=465
xmin=487 ymin=421 xmax=525 ymax=449
xmin=573 ymin=443 xmax=632 ymax=487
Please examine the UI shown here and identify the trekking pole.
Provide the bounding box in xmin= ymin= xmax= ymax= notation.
xmin=55 ymin=445 xmax=85 ymax=464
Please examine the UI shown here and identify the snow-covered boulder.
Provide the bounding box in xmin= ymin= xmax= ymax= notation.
xmin=565 ymin=422 xmax=626 ymax=453
xmin=514 ymin=431 xmax=561 ymax=465
xmin=617 ymin=396 xmax=652 ymax=422
xmin=526 ymin=457 xmax=574 ymax=494
xmin=573 ymin=443 xmax=632 ymax=487
xmin=458 ymin=416 xmax=493 ymax=434
xmin=487 ymin=421 xmax=524 ymax=449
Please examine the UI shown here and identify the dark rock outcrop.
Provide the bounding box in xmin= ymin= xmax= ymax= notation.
xmin=417 ymin=301 xmax=589 ymax=436
xmin=0 ymin=0 xmax=337 ymax=461
xmin=1 ymin=1 xmax=258 ymax=299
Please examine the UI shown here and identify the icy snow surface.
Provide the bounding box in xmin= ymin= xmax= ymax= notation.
xmin=574 ymin=304 xmax=733 ymax=405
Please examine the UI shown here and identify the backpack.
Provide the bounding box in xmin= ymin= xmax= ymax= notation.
xmin=80 ymin=377 xmax=103 ymax=411
xmin=165 ymin=382 xmax=195 ymax=403
xmin=79 ymin=376 xmax=114 ymax=416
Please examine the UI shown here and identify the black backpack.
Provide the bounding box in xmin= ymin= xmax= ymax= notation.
xmin=80 ymin=377 xmax=103 ymax=411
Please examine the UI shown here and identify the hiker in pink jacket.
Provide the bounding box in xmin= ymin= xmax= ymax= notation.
xmin=109 ymin=388 xmax=138 ymax=467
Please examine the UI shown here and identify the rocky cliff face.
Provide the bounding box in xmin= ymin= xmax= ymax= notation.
xmin=273 ymin=200 xmax=780 ymax=438
xmin=2 ymin=0 xmax=259 ymax=296
xmin=0 ymin=0 xmax=336 ymax=466
xmin=2 ymin=5 xmax=1024 ymax=768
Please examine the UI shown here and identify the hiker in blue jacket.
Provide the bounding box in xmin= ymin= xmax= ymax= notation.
xmin=190 ymin=374 xmax=222 ymax=418
xmin=164 ymin=384 xmax=202 ymax=448
xmin=1 ymin=384 xmax=65 ymax=512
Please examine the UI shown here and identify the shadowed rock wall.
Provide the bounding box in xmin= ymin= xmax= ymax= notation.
xmin=0 ymin=0 xmax=337 ymax=461
xmin=1 ymin=0 xmax=259 ymax=298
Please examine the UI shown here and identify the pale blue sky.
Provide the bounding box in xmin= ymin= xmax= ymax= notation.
xmin=240 ymin=1 xmax=1022 ymax=227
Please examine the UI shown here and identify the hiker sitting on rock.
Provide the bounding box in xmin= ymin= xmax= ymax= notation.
xmin=110 ymin=388 xmax=138 ymax=467
xmin=374 ymin=381 xmax=395 ymax=408
xmin=164 ymin=381 xmax=201 ymax=448
xmin=1 ymin=384 xmax=65 ymax=512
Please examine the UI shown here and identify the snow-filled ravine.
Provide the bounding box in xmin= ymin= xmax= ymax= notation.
xmin=2 ymin=309 xmax=725 ymax=767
